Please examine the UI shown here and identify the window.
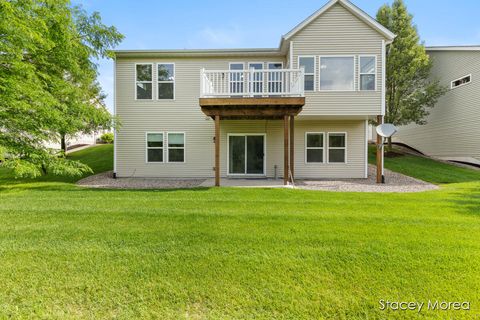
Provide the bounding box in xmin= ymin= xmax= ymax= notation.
xmin=451 ymin=74 xmax=471 ymax=89
xmin=299 ymin=56 xmax=315 ymax=91
xmin=359 ymin=56 xmax=376 ymax=91
xmin=136 ymin=64 xmax=153 ymax=99
xmin=158 ymin=63 xmax=175 ymax=99
xmin=167 ymin=133 xmax=185 ymax=163
xmin=249 ymin=63 xmax=263 ymax=94
xmin=230 ymin=63 xmax=244 ymax=94
xmin=268 ymin=62 xmax=283 ymax=93
xmin=305 ymin=133 xmax=324 ymax=163
xmin=328 ymin=133 xmax=346 ymax=163
xmin=320 ymin=56 xmax=354 ymax=91
xmin=146 ymin=133 xmax=163 ymax=162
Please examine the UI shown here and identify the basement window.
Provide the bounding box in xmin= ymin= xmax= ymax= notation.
xmin=451 ymin=74 xmax=471 ymax=89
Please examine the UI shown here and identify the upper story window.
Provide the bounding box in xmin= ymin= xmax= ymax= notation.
xmin=451 ymin=74 xmax=471 ymax=89
xmin=320 ymin=56 xmax=354 ymax=91
xmin=299 ymin=56 xmax=315 ymax=91
xmin=359 ymin=56 xmax=376 ymax=91
xmin=136 ymin=64 xmax=153 ymax=100
xmin=230 ymin=63 xmax=244 ymax=94
xmin=158 ymin=63 xmax=175 ymax=99
xmin=268 ymin=62 xmax=283 ymax=93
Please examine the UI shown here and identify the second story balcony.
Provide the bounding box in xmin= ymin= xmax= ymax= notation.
xmin=200 ymin=68 xmax=305 ymax=98
xmin=199 ymin=68 xmax=306 ymax=120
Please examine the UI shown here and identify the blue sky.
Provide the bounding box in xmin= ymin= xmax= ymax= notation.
xmin=74 ymin=0 xmax=480 ymax=112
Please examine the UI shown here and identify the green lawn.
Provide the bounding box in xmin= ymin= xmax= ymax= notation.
xmin=0 ymin=145 xmax=479 ymax=319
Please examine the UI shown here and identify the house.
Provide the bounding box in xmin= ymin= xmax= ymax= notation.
xmin=113 ymin=0 xmax=395 ymax=185
xmin=394 ymin=46 xmax=480 ymax=165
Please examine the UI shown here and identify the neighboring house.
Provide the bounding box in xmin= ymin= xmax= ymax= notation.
xmin=114 ymin=0 xmax=395 ymax=185
xmin=44 ymin=131 xmax=108 ymax=150
xmin=394 ymin=46 xmax=480 ymax=165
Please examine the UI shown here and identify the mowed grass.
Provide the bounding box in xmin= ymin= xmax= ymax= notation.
xmin=0 ymin=145 xmax=479 ymax=319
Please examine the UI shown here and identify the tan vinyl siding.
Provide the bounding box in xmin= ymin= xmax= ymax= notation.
xmin=290 ymin=2 xmax=385 ymax=116
xmin=116 ymin=57 xmax=287 ymax=178
xmin=395 ymin=51 xmax=480 ymax=162
xmin=220 ymin=120 xmax=366 ymax=179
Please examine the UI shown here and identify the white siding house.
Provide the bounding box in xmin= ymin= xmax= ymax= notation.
xmin=114 ymin=0 xmax=395 ymax=184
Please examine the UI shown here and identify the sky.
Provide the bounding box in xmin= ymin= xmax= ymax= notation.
xmin=73 ymin=0 xmax=480 ymax=112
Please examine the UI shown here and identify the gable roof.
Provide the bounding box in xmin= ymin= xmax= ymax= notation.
xmin=281 ymin=0 xmax=395 ymax=44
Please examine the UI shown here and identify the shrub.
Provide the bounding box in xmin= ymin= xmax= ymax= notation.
xmin=100 ymin=133 xmax=114 ymax=144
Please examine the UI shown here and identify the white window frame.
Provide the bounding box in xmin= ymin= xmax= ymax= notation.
xmin=227 ymin=133 xmax=267 ymax=176
xmin=145 ymin=132 xmax=164 ymax=164
xmin=267 ymin=62 xmax=284 ymax=94
xmin=451 ymin=74 xmax=472 ymax=89
xmin=305 ymin=132 xmax=325 ymax=164
xmin=248 ymin=62 xmax=265 ymax=95
xmin=229 ymin=62 xmax=245 ymax=95
xmin=359 ymin=55 xmax=377 ymax=91
xmin=319 ymin=55 xmax=356 ymax=92
xmin=167 ymin=132 xmax=186 ymax=163
xmin=327 ymin=132 xmax=348 ymax=164
xmin=298 ymin=56 xmax=316 ymax=91
xmin=157 ymin=63 xmax=175 ymax=100
xmin=135 ymin=63 xmax=154 ymax=100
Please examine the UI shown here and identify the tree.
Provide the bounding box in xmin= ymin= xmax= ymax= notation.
xmin=0 ymin=0 xmax=123 ymax=178
xmin=376 ymin=0 xmax=446 ymax=149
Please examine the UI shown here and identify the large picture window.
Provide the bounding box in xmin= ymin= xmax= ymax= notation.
xmin=320 ymin=57 xmax=354 ymax=91
xmin=146 ymin=133 xmax=163 ymax=162
xmin=305 ymin=133 xmax=324 ymax=163
xmin=299 ymin=56 xmax=315 ymax=91
xmin=136 ymin=64 xmax=153 ymax=99
xmin=167 ymin=133 xmax=185 ymax=163
xmin=359 ymin=56 xmax=376 ymax=91
xmin=158 ymin=63 xmax=175 ymax=99
xmin=328 ymin=133 xmax=346 ymax=163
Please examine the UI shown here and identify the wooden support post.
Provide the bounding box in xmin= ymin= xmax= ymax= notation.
xmin=376 ymin=115 xmax=384 ymax=184
xmin=284 ymin=115 xmax=289 ymax=185
xmin=215 ymin=115 xmax=220 ymax=187
xmin=289 ymin=115 xmax=295 ymax=181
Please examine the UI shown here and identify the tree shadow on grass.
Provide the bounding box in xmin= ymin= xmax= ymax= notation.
xmin=446 ymin=183 xmax=480 ymax=216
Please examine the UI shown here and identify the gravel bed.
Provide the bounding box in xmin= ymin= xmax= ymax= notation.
xmin=77 ymin=171 xmax=205 ymax=189
xmin=78 ymin=166 xmax=438 ymax=193
xmin=296 ymin=165 xmax=438 ymax=193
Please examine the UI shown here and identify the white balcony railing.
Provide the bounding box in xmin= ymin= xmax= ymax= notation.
xmin=200 ymin=68 xmax=305 ymax=98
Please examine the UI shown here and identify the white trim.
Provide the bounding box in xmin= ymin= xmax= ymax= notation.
xmin=381 ymin=40 xmax=386 ymax=115
xmin=227 ymin=133 xmax=267 ymax=176
xmin=113 ymin=57 xmax=117 ymax=175
xmin=298 ymin=55 xmax=316 ymax=91
xmin=364 ymin=120 xmax=368 ymax=178
xmin=135 ymin=63 xmax=154 ymax=100
xmin=450 ymin=74 xmax=472 ymax=89
xmin=327 ymin=132 xmax=347 ymax=164
xmin=358 ymin=55 xmax=377 ymax=91
xmin=426 ymin=46 xmax=480 ymax=52
xmin=289 ymin=41 xmax=294 ymax=69
xmin=157 ymin=62 xmax=175 ymax=100
xmin=145 ymin=132 xmax=165 ymax=164
xmin=166 ymin=132 xmax=186 ymax=163
xmin=282 ymin=0 xmax=395 ymax=42
xmin=319 ymin=55 xmax=356 ymax=92
xmin=304 ymin=132 xmax=325 ymax=164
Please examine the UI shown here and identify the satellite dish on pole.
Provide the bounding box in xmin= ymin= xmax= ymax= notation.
xmin=376 ymin=124 xmax=398 ymax=138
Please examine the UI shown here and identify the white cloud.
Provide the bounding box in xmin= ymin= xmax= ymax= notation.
xmin=188 ymin=25 xmax=244 ymax=48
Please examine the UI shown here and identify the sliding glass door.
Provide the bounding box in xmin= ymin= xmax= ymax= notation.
xmin=228 ymin=135 xmax=265 ymax=175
